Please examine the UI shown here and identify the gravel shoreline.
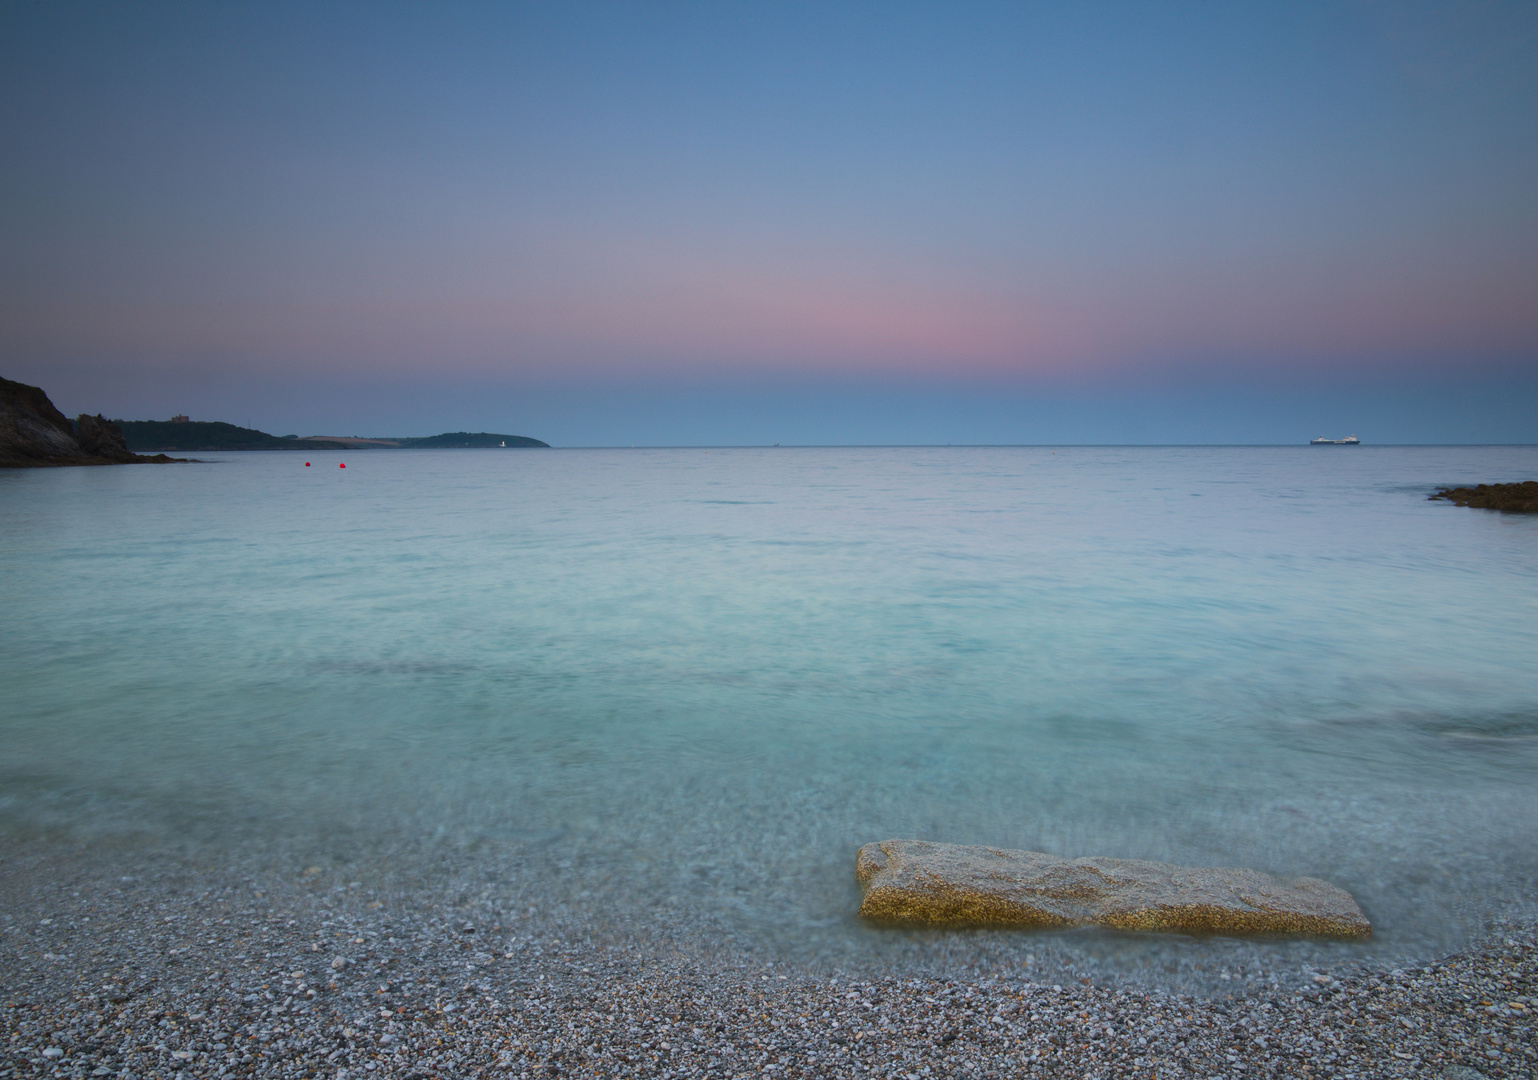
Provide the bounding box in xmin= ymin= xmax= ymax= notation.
xmin=3 ymin=843 xmax=1533 ymax=1080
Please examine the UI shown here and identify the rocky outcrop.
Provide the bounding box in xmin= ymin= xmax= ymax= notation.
xmin=72 ymin=413 xmax=140 ymax=462
xmin=856 ymin=839 xmax=1370 ymax=939
xmin=0 ymin=377 xmax=82 ymax=466
xmin=1431 ymin=482 xmax=1538 ymax=512
xmin=1 ymin=377 xmax=178 ymax=467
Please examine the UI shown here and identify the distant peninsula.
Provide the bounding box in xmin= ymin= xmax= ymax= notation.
xmin=2 ymin=376 xmax=550 ymax=466
xmin=119 ymin=420 xmax=549 ymax=452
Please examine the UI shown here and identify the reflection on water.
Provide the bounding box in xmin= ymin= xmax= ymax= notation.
xmin=2 ymin=445 xmax=1536 ymax=989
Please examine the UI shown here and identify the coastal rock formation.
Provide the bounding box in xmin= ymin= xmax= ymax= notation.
xmin=856 ymin=839 xmax=1370 ymax=938
xmin=1 ymin=377 xmax=177 ymax=467
xmin=72 ymin=412 xmax=140 ymax=462
xmin=0 ymin=376 xmax=83 ymax=466
xmin=1430 ymin=482 xmax=1538 ymax=512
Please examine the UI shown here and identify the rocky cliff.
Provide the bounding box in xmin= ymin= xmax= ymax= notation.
xmin=1 ymin=377 xmax=174 ymax=467
xmin=72 ymin=413 xmax=141 ymax=463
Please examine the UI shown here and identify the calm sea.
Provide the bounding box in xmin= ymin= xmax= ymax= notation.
xmin=3 ymin=446 xmax=1536 ymax=987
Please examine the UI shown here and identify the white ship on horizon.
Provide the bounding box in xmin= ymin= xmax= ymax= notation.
xmin=1310 ymin=435 xmax=1360 ymax=445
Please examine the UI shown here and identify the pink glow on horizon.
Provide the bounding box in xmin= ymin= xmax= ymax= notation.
xmin=2 ymin=244 xmax=1534 ymax=383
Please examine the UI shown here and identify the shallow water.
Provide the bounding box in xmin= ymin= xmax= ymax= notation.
xmin=3 ymin=446 xmax=1536 ymax=990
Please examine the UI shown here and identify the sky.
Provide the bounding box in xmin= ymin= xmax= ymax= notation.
xmin=2 ymin=1 xmax=1535 ymax=445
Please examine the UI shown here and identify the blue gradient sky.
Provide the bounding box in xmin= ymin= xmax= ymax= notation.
xmin=3 ymin=1 xmax=1535 ymax=444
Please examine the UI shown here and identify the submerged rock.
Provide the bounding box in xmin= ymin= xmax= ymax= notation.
xmin=856 ymin=839 xmax=1370 ymax=939
xmin=1430 ymin=481 xmax=1538 ymax=512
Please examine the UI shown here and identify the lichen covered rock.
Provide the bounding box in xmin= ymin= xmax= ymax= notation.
xmin=856 ymin=839 xmax=1370 ymax=939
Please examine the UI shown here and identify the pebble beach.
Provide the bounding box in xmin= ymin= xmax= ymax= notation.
xmin=3 ymin=842 xmax=1533 ymax=1080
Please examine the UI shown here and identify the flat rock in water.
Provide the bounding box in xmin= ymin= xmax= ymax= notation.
xmin=1430 ymin=481 xmax=1538 ymax=512
xmin=856 ymin=839 xmax=1370 ymax=938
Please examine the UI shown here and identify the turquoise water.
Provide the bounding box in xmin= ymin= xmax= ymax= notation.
xmin=3 ymin=446 xmax=1537 ymax=985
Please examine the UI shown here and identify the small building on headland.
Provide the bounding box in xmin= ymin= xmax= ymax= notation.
xmin=170 ymin=414 xmax=189 ymax=423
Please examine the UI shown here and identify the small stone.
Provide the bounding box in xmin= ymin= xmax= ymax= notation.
xmin=43 ymin=1047 xmax=63 ymax=1058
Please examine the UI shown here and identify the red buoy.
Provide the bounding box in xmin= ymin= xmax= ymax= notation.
xmin=339 ymin=463 xmax=346 ymax=468
xmin=305 ymin=462 xmax=310 ymax=467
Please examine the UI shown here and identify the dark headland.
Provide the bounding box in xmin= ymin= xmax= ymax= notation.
xmin=1 ymin=377 xmax=549 ymax=465
xmin=0 ymin=377 xmax=183 ymax=468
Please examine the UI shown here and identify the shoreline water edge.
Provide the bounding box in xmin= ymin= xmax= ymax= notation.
xmin=2 ymin=842 xmax=1533 ymax=1079
xmin=5 ymin=444 xmax=1536 ymax=1077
